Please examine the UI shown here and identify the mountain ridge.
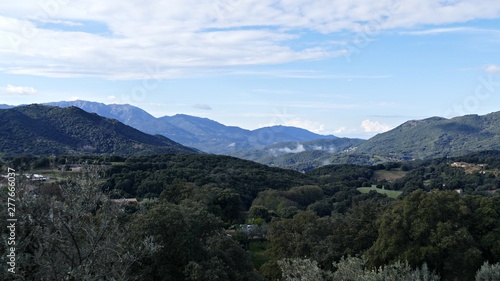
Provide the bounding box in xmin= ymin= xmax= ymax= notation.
xmin=210 ymin=111 xmax=500 ymax=169
xmin=0 ymin=104 xmax=197 ymax=157
xmin=355 ymin=111 xmax=500 ymax=161
xmin=4 ymin=101 xmax=500 ymax=170
xmin=45 ymin=100 xmax=337 ymax=153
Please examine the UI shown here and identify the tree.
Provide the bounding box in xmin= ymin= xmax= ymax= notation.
xmin=317 ymin=200 xmax=386 ymax=269
xmin=130 ymin=199 xmax=262 ymax=281
xmin=330 ymin=256 xmax=439 ymax=281
xmin=278 ymin=258 xmax=325 ymax=281
xmin=463 ymin=195 xmax=500 ymax=263
xmin=366 ymin=190 xmax=484 ymax=280
xmin=248 ymin=205 xmax=273 ymax=223
xmin=475 ymin=262 xmax=500 ymax=281
xmin=193 ymin=185 xmax=242 ymax=222
xmin=284 ymin=185 xmax=324 ymax=207
xmin=0 ymin=165 xmax=155 ymax=280
xmin=267 ymin=211 xmax=321 ymax=260
xmin=277 ymin=256 xmax=440 ymax=281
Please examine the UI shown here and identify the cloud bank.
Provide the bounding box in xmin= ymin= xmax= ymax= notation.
xmin=1 ymin=0 xmax=499 ymax=79
xmin=361 ymin=119 xmax=392 ymax=133
xmin=269 ymin=144 xmax=306 ymax=155
xmin=4 ymin=84 xmax=37 ymax=95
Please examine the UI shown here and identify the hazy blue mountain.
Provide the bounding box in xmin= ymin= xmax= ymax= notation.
xmin=46 ymin=100 xmax=184 ymax=135
xmin=157 ymin=114 xmax=249 ymax=152
xmin=47 ymin=100 xmax=337 ymax=153
xmin=160 ymin=114 xmax=337 ymax=153
xmin=0 ymin=104 xmax=13 ymax=109
xmin=0 ymin=104 xmax=197 ymax=156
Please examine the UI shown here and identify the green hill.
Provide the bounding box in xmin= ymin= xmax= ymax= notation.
xmin=0 ymin=104 xmax=197 ymax=156
xmin=354 ymin=112 xmax=500 ymax=162
xmin=228 ymin=111 xmax=500 ymax=169
xmin=105 ymin=153 xmax=316 ymax=207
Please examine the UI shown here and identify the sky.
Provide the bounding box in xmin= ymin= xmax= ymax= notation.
xmin=1 ymin=0 xmax=500 ymax=139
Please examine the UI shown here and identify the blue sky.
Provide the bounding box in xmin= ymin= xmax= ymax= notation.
xmin=1 ymin=1 xmax=500 ymax=139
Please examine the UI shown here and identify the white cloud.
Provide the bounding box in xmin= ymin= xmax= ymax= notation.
xmin=361 ymin=119 xmax=392 ymax=133
xmin=275 ymin=144 xmax=306 ymax=154
xmin=334 ymin=127 xmax=347 ymax=134
xmin=311 ymin=145 xmax=338 ymax=153
xmin=401 ymin=27 xmax=472 ymax=35
xmin=401 ymin=27 xmax=500 ymax=37
xmin=283 ymin=117 xmax=326 ymax=133
xmin=485 ymin=65 xmax=500 ymax=73
xmin=1 ymin=1 xmax=500 ymax=79
xmin=193 ymin=103 xmax=212 ymax=110
xmin=4 ymin=84 xmax=37 ymax=95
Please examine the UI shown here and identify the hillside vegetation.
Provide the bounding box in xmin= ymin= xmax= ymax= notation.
xmin=1 ymin=151 xmax=499 ymax=280
xmin=0 ymin=105 xmax=197 ymax=157
xmin=356 ymin=112 xmax=500 ymax=161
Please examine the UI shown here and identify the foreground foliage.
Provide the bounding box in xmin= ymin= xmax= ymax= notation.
xmin=1 ymin=153 xmax=498 ymax=280
xmin=366 ymin=190 xmax=499 ymax=281
xmin=0 ymin=166 xmax=157 ymax=280
xmin=131 ymin=200 xmax=264 ymax=281
xmin=278 ymin=256 xmax=440 ymax=281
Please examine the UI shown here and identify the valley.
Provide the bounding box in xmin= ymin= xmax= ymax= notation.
xmin=0 ymin=103 xmax=499 ymax=280
xmin=3 ymin=1 xmax=500 ymax=279
xmin=4 ymin=101 xmax=500 ymax=171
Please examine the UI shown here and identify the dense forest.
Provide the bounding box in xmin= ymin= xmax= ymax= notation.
xmin=1 ymin=152 xmax=499 ymax=280
xmin=0 ymin=105 xmax=196 ymax=156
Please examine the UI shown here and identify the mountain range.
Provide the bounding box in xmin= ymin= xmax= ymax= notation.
xmin=244 ymin=112 xmax=500 ymax=169
xmin=46 ymin=100 xmax=337 ymax=154
xmin=1 ymin=100 xmax=499 ymax=170
xmin=0 ymin=104 xmax=196 ymax=157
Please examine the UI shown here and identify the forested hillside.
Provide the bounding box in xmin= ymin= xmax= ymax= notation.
xmin=355 ymin=112 xmax=500 ymax=161
xmin=0 ymin=105 xmax=197 ymax=156
xmin=1 ymin=152 xmax=498 ymax=280
xmin=104 ymin=154 xmax=314 ymax=208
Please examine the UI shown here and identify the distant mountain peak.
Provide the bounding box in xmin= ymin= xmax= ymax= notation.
xmin=400 ymin=116 xmax=447 ymax=128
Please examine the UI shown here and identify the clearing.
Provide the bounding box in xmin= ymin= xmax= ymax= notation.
xmin=357 ymin=186 xmax=403 ymax=199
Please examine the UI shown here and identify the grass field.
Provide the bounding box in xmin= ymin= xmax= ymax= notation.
xmin=357 ymin=186 xmax=403 ymax=199
xmin=373 ymin=170 xmax=408 ymax=181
